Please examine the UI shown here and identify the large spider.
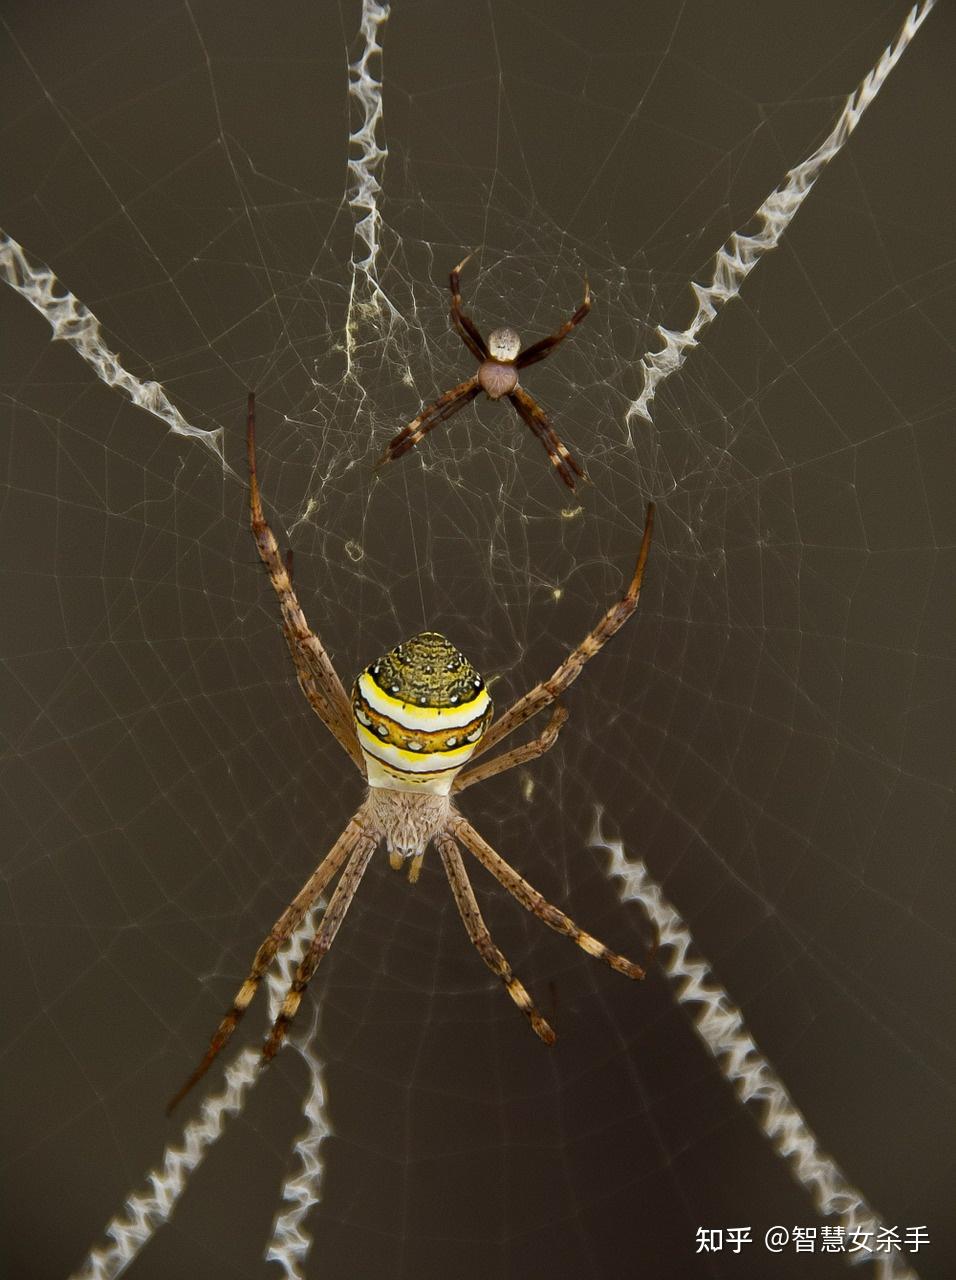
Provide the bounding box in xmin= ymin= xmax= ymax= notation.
xmin=167 ymin=393 xmax=655 ymax=1112
xmin=379 ymin=256 xmax=592 ymax=488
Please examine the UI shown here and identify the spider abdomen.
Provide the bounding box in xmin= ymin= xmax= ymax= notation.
xmin=478 ymin=359 xmax=519 ymax=401
xmin=353 ymin=631 xmax=493 ymax=795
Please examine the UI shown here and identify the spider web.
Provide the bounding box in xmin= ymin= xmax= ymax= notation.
xmin=1 ymin=2 xmax=954 ymax=1278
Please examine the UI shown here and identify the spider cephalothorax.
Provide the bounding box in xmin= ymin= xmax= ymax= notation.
xmin=166 ymin=394 xmax=655 ymax=1113
xmin=379 ymin=257 xmax=591 ymax=488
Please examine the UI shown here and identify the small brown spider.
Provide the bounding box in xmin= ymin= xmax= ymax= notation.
xmin=379 ymin=256 xmax=592 ymax=488
xmin=166 ymin=394 xmax=655 ymax=1113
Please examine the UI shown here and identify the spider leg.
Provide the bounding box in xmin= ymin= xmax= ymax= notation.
xmin=449 ymin=254 xmax=489 ymax=361
xmin=507 ymin=386 xmax=585 ymax=490
xmin=261 ymin=832 xmax=378 ymax=1062
xmin=378 ymin=375 xmax=480 ymax=467
xmin=166 ymin=815 xmax=370 ymax=1113
xmin=472 ymin=502 xmax=655 ymax=762
xmin=247 ymin=393 xmax=365 ymax=774
xmin=436 ymin=833 xmax=555 ymax=1044
xmin=515 ymin=278 xmax=591 ymax=370
xmin=274 ymin=573 xmax=353 ymax=756
xmin=453 ymin=817 xmax=655 ymax=979
xmin=453 ymin=703 xmax=568 ymax=793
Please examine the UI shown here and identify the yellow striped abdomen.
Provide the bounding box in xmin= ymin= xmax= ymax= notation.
xmin=352 ymin=632 xmax=493 ymax=794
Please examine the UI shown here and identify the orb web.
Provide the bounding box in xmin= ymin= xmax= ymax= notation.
xmin=1 ymin=3 xmax=953 ymax=1279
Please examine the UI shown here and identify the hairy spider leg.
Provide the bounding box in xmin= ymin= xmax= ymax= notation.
xmin=261 ymin=832 xmax=378 ymax=1061
xmin=453 ymin=702 xmax=568 ymax=793
xmin=378 ymin=375 xmax=480 ymax=465
xmin=515 ymin=279 xmax=591 ymax=370
xmin=436 ymin=833 xmax=556 ymax=1043
xmin=166 ymin=816 xmax=368 ymax=1113
xmin=454 ymin=816 xmax=654 ymax=979
xmin=449 ymin=254 xmax=488 ymax=361
xmin=247 ymin=392 xmax=364 ymax=773
xmin=473 ymin=502 xmax=655 ymax=762
xmin=507 ymin=386 xmax=586 ymax=489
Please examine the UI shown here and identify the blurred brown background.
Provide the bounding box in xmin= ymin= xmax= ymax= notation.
xmin=2 ymin=2 xmax=954 ymax=1277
